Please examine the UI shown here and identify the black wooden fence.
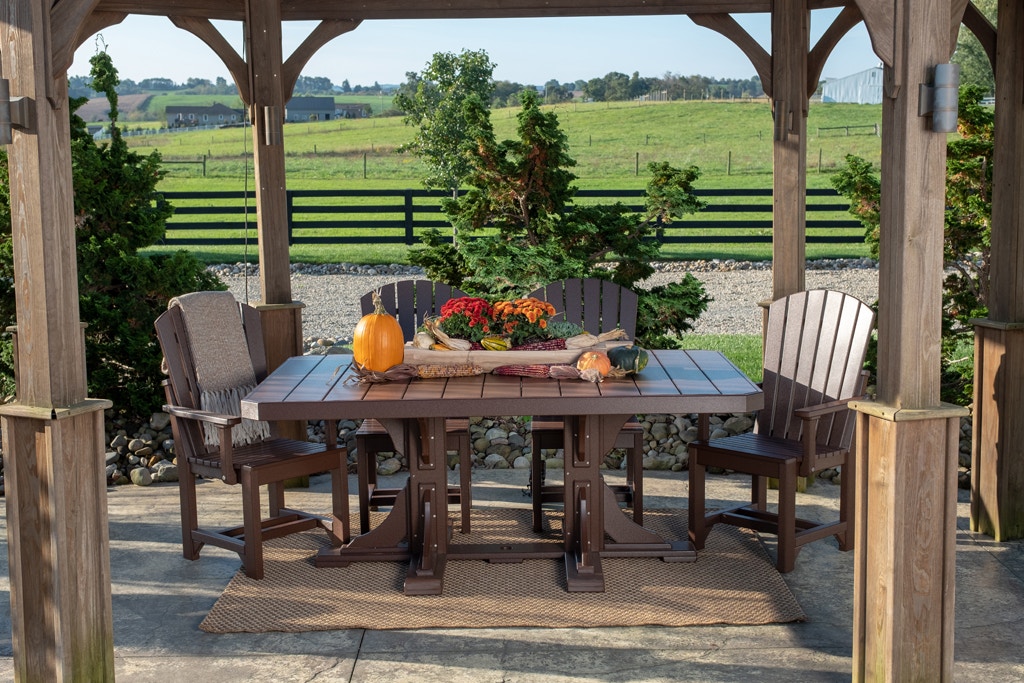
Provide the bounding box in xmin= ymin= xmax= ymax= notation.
xmin=156 ymin=188 xmax=862 ymax=247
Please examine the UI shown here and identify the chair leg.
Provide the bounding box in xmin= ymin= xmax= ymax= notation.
xmin=240 ymin=467 xmax=265 ymax=580
xmin=531 ymin=448 xmax=545 ymax=532
xmin=267 ymin=481 xmax=285 ymax=518
xmin=456 ymin=433 xmax=472 ymax=533
xmin=775 ymin=458 xmax=798 ymax=573
xmin=751 ymin=474 xmax=769 ymax=512
xmin=687 ymin=449 xmax=709 ymax=549
xmin=629 ymin=431 xmax=643 ymax=525
xmin=179 ymin=460 xmax=202 ymax=560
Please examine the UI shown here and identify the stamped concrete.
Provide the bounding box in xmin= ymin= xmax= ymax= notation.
xmin=1 ymin=466 xmax=1022 ymax=681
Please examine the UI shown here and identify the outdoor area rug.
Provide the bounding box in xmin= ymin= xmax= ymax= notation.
xmin=201 ymin=506 xmax=805 ymax=632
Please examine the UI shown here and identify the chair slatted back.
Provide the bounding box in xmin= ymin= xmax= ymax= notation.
xmin=528 ymin=278 xmax=638 ymax=339
xmin=362 ymin=280 xmax=468 ymax=341
xmin=759 ymin=290 xmax=874 ymax=451
xmin=155 ymin=300 xmax=268 ymax=463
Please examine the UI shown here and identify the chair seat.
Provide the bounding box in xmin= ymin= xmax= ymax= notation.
xmin=190 ymin=437 xmax=332 ymax=473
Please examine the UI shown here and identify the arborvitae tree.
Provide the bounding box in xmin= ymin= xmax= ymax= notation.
xmin=0 ymin=50 xmax=222 ymax=416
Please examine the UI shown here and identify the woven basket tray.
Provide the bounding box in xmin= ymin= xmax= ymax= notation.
xmin=402 ymin=341 xmax=631 ymax=372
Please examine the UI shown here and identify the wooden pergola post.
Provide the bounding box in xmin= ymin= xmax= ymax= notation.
xmin=0 ymin=0 xmax=114 ymax=679
xmin=850 ymin=0 xmax=967 ymax=679
xmin=245 ymin=0 xmax=305 ymax=379
xmin=971 ymin=0 xmax=1024 ymax=541
xmin=770 ymin=0 xmax=808 ymax=301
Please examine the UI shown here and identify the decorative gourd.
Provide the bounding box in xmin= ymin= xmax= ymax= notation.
xmin=576 ymin=350 xmax=612 ymax=377
xmin=352 ymin=291 xmax=405 ymax=371
xmin=607 ymin=345 xmax=649 ymax=374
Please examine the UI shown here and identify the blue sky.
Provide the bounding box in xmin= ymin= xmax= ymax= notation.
xmin=70 ymin=11 xmax=880 ymax=88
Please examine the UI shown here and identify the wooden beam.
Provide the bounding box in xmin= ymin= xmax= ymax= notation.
xmin=852 ymin=1 xmax=960 ymax=680
xmin=689 ymin=13 xmax=771 ymax=96
xmin=245 ymin=0 xmax=292 ymax=308
xmin=92 ymin=0 xmax=778 ymax=22
xmin=961 ymin=0 xmax=996 ymax=71
xmin=169 ymin=15 xmax=251 ymax=104
xmin=1 ymin=0 xmax=115 ymax=677
xmin=807 ymin=3 xmax=863 ymax=98
xmin=770 ymin=0 xmax=808 ymax=300
xmin=282 ymin=19 xmax=361 ymax=102
xmin=970 ymin=0 xmax=1024 ymax=540
xmin=854 ymin=0 xmax=895 ymax=69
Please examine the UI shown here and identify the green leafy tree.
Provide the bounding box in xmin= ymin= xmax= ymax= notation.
xmin=831 ymin=85 xmax=992 ymax=404
xmin=411 ymin=89 xmax=710 ymax=348
xmin=393 ymin=49 xmax=497 ymax=195
xmin=0 ymin=50 xmax=222 ymax=417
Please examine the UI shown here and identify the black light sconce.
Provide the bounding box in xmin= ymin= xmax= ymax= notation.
xmin=919 ymin=63 xmax=960 ymax=133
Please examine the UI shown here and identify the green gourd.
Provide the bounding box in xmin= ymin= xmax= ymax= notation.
xmin=607 ymin=345 xmax=649 ymax=374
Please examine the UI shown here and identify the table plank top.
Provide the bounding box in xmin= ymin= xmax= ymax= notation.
xmin=241 ymin=349 xmax=762 ymax=421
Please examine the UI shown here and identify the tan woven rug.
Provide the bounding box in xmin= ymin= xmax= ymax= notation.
xmin=201 ymin=507 xmax=804 ymax=633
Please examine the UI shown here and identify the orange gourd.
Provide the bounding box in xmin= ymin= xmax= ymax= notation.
xmin=352 ymin=291 xmax=405 ymax=371
xmin=576 ymin=350 xmax=612 ymax=377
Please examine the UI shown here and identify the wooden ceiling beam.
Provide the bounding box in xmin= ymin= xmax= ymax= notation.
xmin=92 ymin=0 xmax=780 ymax=22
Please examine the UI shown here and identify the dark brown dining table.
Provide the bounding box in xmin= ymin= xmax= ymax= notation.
xmin=241 ymin=349 xmax=763 ymax=595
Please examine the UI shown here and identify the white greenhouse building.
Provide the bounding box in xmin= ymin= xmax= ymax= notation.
xmin=821 ymin=67 xmax=883 ymax=105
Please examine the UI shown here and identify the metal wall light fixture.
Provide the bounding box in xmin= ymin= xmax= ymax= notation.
xmin=0 ymin=78 xmax=31 ymax=146
xmin=919 ymin=63 xmax=961 ymax=133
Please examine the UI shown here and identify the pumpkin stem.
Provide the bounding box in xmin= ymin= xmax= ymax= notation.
xmin=371 ymin=290 xmax=388 ymax=316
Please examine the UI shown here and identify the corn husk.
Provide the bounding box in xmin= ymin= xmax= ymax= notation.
xmin=564 ymin=333 xmax=599 ymax=349
xmin=423 ymin=318 xmax=473 ymax=350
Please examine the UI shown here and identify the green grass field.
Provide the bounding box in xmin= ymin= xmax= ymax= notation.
xmin=126 ymin=98 xmax=880 ymax=264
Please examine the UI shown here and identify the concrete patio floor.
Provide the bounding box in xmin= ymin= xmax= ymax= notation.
xmin=1 ymin=466 xmax=1023 ymax=682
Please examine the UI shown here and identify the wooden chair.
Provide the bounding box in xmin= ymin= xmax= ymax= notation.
xmin=354 ymin=279 xmax=473 ymax=533
xmin=688 ymin=289 xmax=875 ymax=572
xmin=527 ymin=278 xmax=644 ymax=531
xmin=155 ymin=293 xmax=349 ymax=580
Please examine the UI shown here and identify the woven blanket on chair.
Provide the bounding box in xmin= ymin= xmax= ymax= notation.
xmin=167 ymin=291 xmax=271 ymax=447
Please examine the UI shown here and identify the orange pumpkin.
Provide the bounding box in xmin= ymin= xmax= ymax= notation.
xmin=576 ymin=350 xmax=612 ymax=377
xmin=352 ymin=291 xmax=405 ymax=371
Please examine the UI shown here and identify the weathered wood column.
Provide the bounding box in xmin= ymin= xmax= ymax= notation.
xmin=244 ymin=0 xmax=305 ymax=441
xmin=971 ymin=0 xmax=1024 ymax=540
xmin=1 ymin=0 xmax=114 ymax=679
xmin=245 ymin=0 xmax=304 ymax=374
xmin=770 ymin=0 xmax=808 ymax=300
xmin=850 ymin=0 xmax=967 ymax=679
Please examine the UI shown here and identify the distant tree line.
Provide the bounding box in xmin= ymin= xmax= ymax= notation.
xmin=70 ymin=68 xmax=768 ymax=106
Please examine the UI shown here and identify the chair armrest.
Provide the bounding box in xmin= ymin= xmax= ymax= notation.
xmin=793 ymin=395 xmax=858 ymax=421
xmin=162 ymin=404 xmax=241 ymax=484
xmin=163 ymin=403 xmax=242 ymax=427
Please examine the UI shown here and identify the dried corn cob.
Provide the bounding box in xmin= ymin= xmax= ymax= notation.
xmin=416 ymin=363 xmax=484 ymax=378
xmin=510 ymin=338 xmax=567 ymax=351
xmin=597 ymin=328 xmax=629 ymax=342
xmin=548 ymin=364 xmax=581 ymax=380
xmin=423 ymin=318 xmax=473 ymax=350
xmin=491 ymin=364 xmax=551 ymax=377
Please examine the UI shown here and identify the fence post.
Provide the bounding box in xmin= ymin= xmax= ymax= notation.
xmin=404 ymin=191 xmax=415 ymax=245
xmin=363 ymin=153 xmax=367 ymax=179
xmin=635 ymin=152 xmax=639 ymax=176
xmin=286 ymin=191 xmax=295 ymax=246
xmin=727 ymin=151 xmax=732 ymax=176
xmin=202 ymin=155 xmax=207 ymax=177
